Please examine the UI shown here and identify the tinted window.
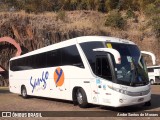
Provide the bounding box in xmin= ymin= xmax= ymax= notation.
xmin=46 ymin=50 xmax=61 ymax=67
xmin=10 ymin=52 xmax=47 ymax=71
xmin=148 ymin=68 xmax=154 ymax=72
xmin=34 ymin=52 xmax=46 ymax=68
xmin=61 ymin=45 xmax=84 ymax=68
xmin=80 ymin=42 xmax=104 ymax=73
xmin=10 ymin=45 xmax=84 ymax=71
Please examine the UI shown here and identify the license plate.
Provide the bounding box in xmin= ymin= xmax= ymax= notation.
xmin=138 ymin=98 xmax=144 ymax=102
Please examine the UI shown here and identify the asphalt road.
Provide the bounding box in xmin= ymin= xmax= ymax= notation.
xmin=0 ymin=85 xmax=159 ymax=119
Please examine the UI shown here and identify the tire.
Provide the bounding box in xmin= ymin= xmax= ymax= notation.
xmin=21 ymin=86 xmax=28 ymax=99
xmin=144 ymin=101 xmax=151 ymax=106
xmin=76 ymin=88 xmax=88 ymax=108
xmin=150 ymin=80 xmax=154 ymax=85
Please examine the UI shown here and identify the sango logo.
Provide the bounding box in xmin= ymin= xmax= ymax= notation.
xmin=30 ymin=71 xmax=49 ymax=93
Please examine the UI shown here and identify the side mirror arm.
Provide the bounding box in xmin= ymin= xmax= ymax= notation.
xmin=141 ymin=51 xmax=156 ymax=65
xmin=93 ymin=48 xmax=121 ymax=64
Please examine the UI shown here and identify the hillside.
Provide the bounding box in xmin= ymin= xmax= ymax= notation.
xmin=0 ymin=10 xmax=159 ymax=71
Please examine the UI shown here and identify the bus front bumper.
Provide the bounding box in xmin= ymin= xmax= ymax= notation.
xmin=111 ymin=92 xmax=151 ymax=107
xmin=102 ymin=92 xmax=151 ymax=107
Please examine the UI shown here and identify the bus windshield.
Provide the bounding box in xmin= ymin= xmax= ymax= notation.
xmin=106 ymin=43 xmax=149 ymax=86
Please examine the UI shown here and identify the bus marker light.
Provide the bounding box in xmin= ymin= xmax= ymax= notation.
xmin=105 ymin=93 xmax=111 ymax=95
xmin=93 ymin=90 xmax=99 ymax=94
xmin=119 ymin=99 xmax=123 ymax=103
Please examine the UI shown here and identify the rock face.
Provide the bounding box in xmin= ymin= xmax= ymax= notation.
xmin=0 ymin=11 xmax=106 ymax=69
xmin=0 ymin=11 xmax=159 ymax=81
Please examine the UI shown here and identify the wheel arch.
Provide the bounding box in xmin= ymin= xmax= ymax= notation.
xmin=72 ymin=86 xmax=88 ymax=104
xmin=150 ymin=79 xmax=154 ymax=84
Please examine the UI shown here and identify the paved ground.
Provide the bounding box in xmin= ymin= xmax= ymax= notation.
xmin=0 ymin=85 xmax=159 ymax=120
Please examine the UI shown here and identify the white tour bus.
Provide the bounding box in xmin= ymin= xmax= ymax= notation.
xmin=9 ymin=36 xmax=151 ymax=108
xmin=147 ymin=66 xmax=160 ymax=84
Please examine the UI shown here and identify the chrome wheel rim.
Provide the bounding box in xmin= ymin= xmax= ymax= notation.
xmin=22 ymin=89 xmax=26 ymax=97
xmin=77 ymin=90 xmax=83 ymax=104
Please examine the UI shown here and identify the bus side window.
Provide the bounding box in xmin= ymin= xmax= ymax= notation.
xmin=46 ymin=50 xmax=61 ymax=67
xmin=61 ymin=45 xmax=84 ymax=68
xmin=34 ymin=52 xmax=47 ymax=68
xmin=95 ymin=55 xmax=112 ymax=81
xmin=148 ymin=68 xmax=154 ymax=72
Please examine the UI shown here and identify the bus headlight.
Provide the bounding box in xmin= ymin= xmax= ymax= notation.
xmin=108 ymin=85 xmax=128 ymax=95
xmin=108 ymin=85 xmax=150 ymax=96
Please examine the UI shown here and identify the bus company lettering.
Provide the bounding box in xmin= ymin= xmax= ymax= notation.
xmin=30 ymin=71 xmax=49 ymax=93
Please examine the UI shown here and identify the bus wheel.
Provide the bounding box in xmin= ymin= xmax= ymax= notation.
xmin=150 ymin=80 xmax=154 ymax=85
xmin=76 ymin=88 xmax=88 ymax=108
xmin=144 ymin=101 xmax=151 ymax=106
xmin=21 ymin=86 xmax=28 ymax=99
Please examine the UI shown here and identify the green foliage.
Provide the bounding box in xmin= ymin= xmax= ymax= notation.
xmin=105 ymin=0 xmax=112 ymax=12
xmin=1 ymin=0 xmax=54 ymax=13
xmin=126 ymin=8 xmax=135 ymax=18
xmin=0 ymin=3 xmax=9 ymax=12
xmin=105 ymin=10 xmax=126 ymax=29
xmin=78 ymin=0 xmax=88 ymax=10
xmin=104 ymin=0 xmax=119 ymax=12
xmin=144 ymin=3 xmax=157 ymax=16
xmin=57 ymin=10 xmax=67 ymax=22
xmin=155 ymin=0 xmax=160 ymax=6
xmin=144 ymin=0 xmax=160 ymax=17
xmin=0 ymin=0 xmax=159 ymax=14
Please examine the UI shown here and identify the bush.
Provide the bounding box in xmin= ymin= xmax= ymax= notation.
xmin=144 ymin=3 xmax=157 ymax=16
xmin=78 ymin=0 xmax=88 ymax=10
xmin=105 ymin=10 xmax=126 ymax=29
xmin=154 ymin=0 xmax=160 ymax=6
xmin=150 ymin=16 xmax=160 ymax=38
xmin=57 ymin=10 xmax=67 ymax=22
xmin=126 ymin=8 xmax=135 ymax=18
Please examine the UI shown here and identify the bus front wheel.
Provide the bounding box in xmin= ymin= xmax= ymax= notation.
xmin=76 ymin=88 xmax=88 ymax=108
xmin=21 ymin=86 xmax=28 ymax=99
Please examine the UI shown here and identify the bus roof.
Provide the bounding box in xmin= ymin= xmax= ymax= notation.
xmin=10 ymin=36 xmax=135 ymax=61
xmin=76 ymin=36 xmax=135 ymax=44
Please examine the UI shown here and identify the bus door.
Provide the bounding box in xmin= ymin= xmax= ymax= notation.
xmin=94 ymin=54 xmax=113 ymax=104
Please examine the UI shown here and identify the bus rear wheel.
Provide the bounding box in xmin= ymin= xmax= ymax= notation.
xmin=21 ymin=86 xmax=28 ymax=99
xmin=76 ymin=88 xmax=88 ymax=108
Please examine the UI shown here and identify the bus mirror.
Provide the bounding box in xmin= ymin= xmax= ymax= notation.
xmin=141 ymin=51 xmax=156 ymax=65
xmin=93 ymin=48 xmax=121 ymax=64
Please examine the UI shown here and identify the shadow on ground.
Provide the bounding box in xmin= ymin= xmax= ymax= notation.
xmin=0 ymin=87 xmax=9 ymax=94
xmin=1 ymin=87 xmax=160 ymax=112
xmin=23 ymin=93 xmax=160 ymax=112
xmin=99 ymin=94 xmax=160 ymax=112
